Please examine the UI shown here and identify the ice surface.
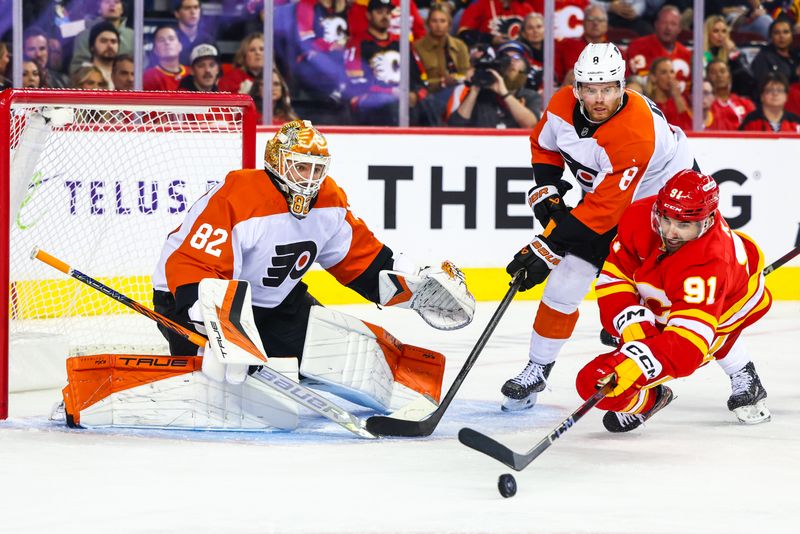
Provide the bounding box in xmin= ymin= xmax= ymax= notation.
xmin=2 ymin=300 xmax=799 ymax=534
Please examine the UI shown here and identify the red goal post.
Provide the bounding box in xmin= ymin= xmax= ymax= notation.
xmin=0 ymin=89 xmax=258 ymax=419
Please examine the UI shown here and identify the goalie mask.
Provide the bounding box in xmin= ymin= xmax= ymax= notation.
xmin=265 ymin=120 xmax=331 ymax=219
xmin=651 ymin=169 xmax=719 ymax=253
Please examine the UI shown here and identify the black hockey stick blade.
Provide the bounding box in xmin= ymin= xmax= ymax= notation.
xmin=365 ymin=271 xmax=525 ymax=437
xmin=458 ymin=374 xmax=617 ymax=471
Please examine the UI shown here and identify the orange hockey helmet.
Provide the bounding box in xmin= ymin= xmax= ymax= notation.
xmin=265 ymin=120 xmax=331 ymax=219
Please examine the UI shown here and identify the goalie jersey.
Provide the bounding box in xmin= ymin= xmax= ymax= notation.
xmin=595 ymin=198 xmax=772 ymax=382
xmin=152 ymin=169 xmax=388 ymax=309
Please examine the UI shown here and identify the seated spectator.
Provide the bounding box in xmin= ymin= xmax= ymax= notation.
xmin=414 ymin=3 xmax=470 ymax=95
xmin=596 ymin=0 xmax=653 ymax=36
xmin=75 ymin=21 xmax=119 ymax=88
xmin=71 ymin=64 xmax=110 ymax=89
xmin=704 ymin=14 xmax=755 ymax=97
xmin=22 ymin=60 xmax=43 ymax=88
xmin=348 ymin=0 xmax=426 ymax=41
xmin=765 ymin=0 xmax=800 ymax=35
xmin=0 ymin=42 xmax=11 ymax=90
xmin=647 ymin=57 xmax=692 ymax=130
xmin=218 ymin=33 xmax=263 ymax=94
xmin=344 ymin=0 xmax=431 ymax=125
xmin=750 ymin=16 xmax=799 ymax=96
xmin=112 ymin=54 xmax=135 ymax=90
xmin=517 ymin=12 xmax=544 ymax=90
xmin=707 ymin=58 xmax=756 ymax=128
xmin=70 ymin=0 xmax=133 ymax=76
xmin=554 ymin=5 xmax=609 ymax=85
xmin=291 ymin=0 xmax=350 ymax=101
xmin=721 ymin=0 xmax=773 ymax=39
xmin=447 ymin=43 xmax=540 ymax=128
xmin=173 ymin=0 xmax=217 ymax=66
xmin=178 ymin=43 xmax=220 ymax=92
xmin=457 ymin=0 xmax=534 ymax=46
xmin=271 ymin=66 xmax=300 ymax=123
xmin=695 ymin=79 xmax=737 ymax=130
xmin=740 ymin=72 xmax=800 ymax=131
xmin=143 ymin=25 xmax=187 ymax=91
xmin=627 ymin=5 xmax=691 ymax=91
xmin=23 ymin=26 xmax=69 ymax=88
xmin=48 ymin=37 xmax=65 ymax=74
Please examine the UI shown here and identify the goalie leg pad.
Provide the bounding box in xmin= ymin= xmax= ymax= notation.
xmin=300 ymin=307 xmax=445 ymax=412
xmin=62 ymin=354 xmax=299 ymax=430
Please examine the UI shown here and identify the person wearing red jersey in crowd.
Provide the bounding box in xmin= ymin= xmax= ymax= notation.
xmin=348 ymin=0 xmax=426 ymax=41
xmin=499 ymin=42 xmax=696 ymax=411
xmin=344 ymin=0 xmax=431 ymax=125
xmin=627 ymin=5 xmax=691 ymax=91
xmin=576 ymin=170 xmax=772 ymax=432
xmin=707 ymin=59 xmax=756 ymax=129
xmin=740 ymin=72 xmax=800 ymax=131
xmin=698 ymin=79 xmax=740 ymax=130
xmin=218 ymin=33 xmax=263 ymax=94
xmin=143 ymin=25 xmax=187 ymax=91
xmin=151 ymin=120 xmax=474 ymax=417
xmin=646 ymin=57 xmax=691 ymax=130
xmin=457 ymin=0 xmax=534 ymax=46
xmin=554 ymin=4 xmax=610 ymax=85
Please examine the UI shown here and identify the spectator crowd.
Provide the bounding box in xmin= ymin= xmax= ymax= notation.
xmin=3 ymin=0 xmax=800 ymax=131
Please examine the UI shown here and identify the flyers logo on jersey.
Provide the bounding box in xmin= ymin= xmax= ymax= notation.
xmin=262 ymin=241 xmax=318 ymax=287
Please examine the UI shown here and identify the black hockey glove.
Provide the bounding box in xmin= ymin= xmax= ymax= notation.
xmin=506 ymin=235 xmax=564 ymax=291
xmin=526 ymin=180 xmax=573 ymax=230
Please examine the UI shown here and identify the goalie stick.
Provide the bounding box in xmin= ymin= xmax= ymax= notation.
xmin=365 ymin=271 xmax=525 ymax=437
xmin=600 ymin=244 xmax=800 ymax=347
xmin=457 ymin=374 xmax=618 ymax=471
xmin=32 ymin=247 xmax=385 ymax=439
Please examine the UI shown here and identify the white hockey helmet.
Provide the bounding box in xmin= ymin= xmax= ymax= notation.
xmin=573 ymin=43 xmax=626 ymax=86
xmin=265 ymin=120 xmax=331 ymax=219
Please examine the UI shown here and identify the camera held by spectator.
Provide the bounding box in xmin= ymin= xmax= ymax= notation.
xmin=470 ymin=44 xmax=506 ymax=89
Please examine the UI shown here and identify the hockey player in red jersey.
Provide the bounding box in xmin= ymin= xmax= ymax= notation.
xmin=575 ymin=170 xmax=772 ymax=431
xmin=500 ymin=42 xmax=696 ymax=411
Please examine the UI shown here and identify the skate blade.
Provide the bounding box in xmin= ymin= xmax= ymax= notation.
xmin=501 ymin=393 xmax=538 ymax=412
xmin=733 ymin=399 xmax=771 ymax=425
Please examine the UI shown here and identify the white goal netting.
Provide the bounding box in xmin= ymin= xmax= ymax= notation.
xmin=4 ymin=92 xmax=254 ymax=396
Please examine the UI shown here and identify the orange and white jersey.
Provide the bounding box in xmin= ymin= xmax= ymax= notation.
xmin=153 ymin=169 xmax=385 ymax=308
xmin=530 ymin=86 xmax=693 ymax=235
xmin=595 ymin=198 xmax=772 ymax=380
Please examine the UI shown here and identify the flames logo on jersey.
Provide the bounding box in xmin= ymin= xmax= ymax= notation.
xmin=369 ymin=50 xmax=401 ymax=84
xmin=321 ymin=16 xmax=348 ymax=46
xmin=262 ymin=241 xmax=318 ymax=287
xmin=489 ymin=16 xmax=523 ymax=40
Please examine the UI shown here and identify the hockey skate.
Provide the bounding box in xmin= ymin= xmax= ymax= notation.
xmin=727 ymin=362 xmax=770 ymax=424
xmin=500 ymin=361 xmax=554 ymax=412
xmin=602 ymin=385 xmax=674 ymax=433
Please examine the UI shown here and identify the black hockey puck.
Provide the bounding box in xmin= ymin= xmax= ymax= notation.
xmin=498 ymin=473 xmax=517 ymax=498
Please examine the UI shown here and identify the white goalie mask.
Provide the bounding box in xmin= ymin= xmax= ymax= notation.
xmin=572 ymin=43 xmax=626 ymax=122
xmin=265 ymin=120 xmax=331 ymax=219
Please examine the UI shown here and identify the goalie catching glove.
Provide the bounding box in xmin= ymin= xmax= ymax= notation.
xmin=378 ymin=260 xmax=475 ymax=330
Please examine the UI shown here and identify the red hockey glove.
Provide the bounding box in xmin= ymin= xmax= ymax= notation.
xmin=506 ymin=235 xmax=563 ymax=291
xmin=576 ymin=342 xmax=664 ymax=399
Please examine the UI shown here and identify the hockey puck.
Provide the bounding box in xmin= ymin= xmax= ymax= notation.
xmin=497 ymin=473 xmax=517 ymax=498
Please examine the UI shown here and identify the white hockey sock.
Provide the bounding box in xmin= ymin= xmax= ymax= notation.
xmin=715 ymin=339 xmax=751 ymax=376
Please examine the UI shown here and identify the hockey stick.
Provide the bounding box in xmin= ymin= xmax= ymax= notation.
xmin=365 ymin=270 xmax=525 ymax=437
xmin=31 ymin=247 xmax=378 ymax=439
xmin=457 ymin=373 xmax=617 ymax=471
xmin=600 ymin=244 xmax=800 ymax=347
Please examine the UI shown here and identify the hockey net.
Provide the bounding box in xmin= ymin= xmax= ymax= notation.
xmin=1 ymin=89 xmax=257 ymax=418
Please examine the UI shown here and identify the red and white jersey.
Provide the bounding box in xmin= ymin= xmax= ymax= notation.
xmin=710 ymin=94 xmax=756 ymax=129
xmin=530 ymin=86 xmax=693 ymax=235
xmin=153 ymin=169 xmax=385 ymax=308
xmin=627 ymin=35 xmax=692 ymax=92
xmin=596 ymin=198 xmax=772 ymax=380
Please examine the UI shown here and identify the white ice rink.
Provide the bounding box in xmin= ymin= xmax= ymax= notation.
xmin=2 ymin=300 xmax=799 ymax=534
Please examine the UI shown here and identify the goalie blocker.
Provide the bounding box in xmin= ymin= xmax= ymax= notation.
xmin=60 ymin=280 xmax=445 ymax=431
